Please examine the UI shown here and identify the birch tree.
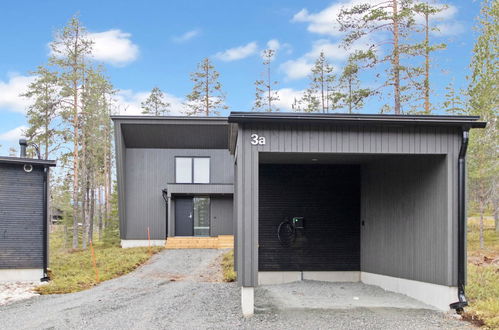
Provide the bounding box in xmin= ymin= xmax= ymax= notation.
xmin=185 ymin=58 xmax=228 ymax=116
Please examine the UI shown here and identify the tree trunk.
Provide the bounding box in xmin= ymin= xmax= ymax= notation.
xmin=480 ymin=210 xmax=484 ymax=249
xmin=205 ymin=64 xmax=210 ymax=116
xmin=71 ymin=83 xmax=80 ymax=249
xmin=89 ymin=182 xmax=95 ymax=244
xmin=98 ymin=186 xmax=103 ymax=240
xmin=393 ymin=0 xmax=401 ymax=114
xmin=424 ymin=8 xmax=430 ymax=114
xmin=494 ymin=187 xmax=499 ymax=233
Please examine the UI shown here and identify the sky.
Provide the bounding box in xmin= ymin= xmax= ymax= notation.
xmin=0 ymin=0 xmax=482 ymax=155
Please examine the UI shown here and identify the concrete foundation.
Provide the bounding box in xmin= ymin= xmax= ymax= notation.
xmin=0 ymin=269 xmax=43 ymax=282
xmin=361 ymin=272 xmax=457 ymax=311
xmin=254 ymin=271 xmax=456 ymax=312
xmin=121 ymin=240 xmax=166 ymax=248
xmin=241 ymin=287 xmax=254 ymax=316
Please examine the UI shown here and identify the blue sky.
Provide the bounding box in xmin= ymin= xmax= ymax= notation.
xmin=0 ymin=0 xmax=481 ymax=154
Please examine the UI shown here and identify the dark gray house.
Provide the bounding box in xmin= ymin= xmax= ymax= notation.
xmin=0 ymin=141 xmax=56 ymax=282
xmin=112 ymin=116 xmax=234 ymax=248
xmin=114 ymin=112 xmax=485 ymax=315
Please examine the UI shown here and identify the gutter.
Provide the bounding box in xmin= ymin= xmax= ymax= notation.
xmin=450 ymin=129 xmax=469 ymax=313
xmin=41 ymin=166 xmax=49 ymax=282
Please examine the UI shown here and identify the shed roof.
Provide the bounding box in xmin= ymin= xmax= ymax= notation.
xmin=0 ymin=156 xmax=56 ymax=167
xmin=228 ymin=112 xmax=487 ymax=128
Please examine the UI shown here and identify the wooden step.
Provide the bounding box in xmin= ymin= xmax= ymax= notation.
xmin=165 ymin=235 xmax=234 ymax=249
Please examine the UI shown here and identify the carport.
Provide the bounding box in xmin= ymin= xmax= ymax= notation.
xmin=227 ymin=112 xmax=486 ymax=316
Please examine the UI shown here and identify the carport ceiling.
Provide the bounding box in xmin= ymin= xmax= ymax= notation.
xmin=260 ymin=152 xmax=420 ymax=164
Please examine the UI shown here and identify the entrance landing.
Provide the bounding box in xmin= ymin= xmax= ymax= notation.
xmin=165 ymin=235 xmax=234 ymax=249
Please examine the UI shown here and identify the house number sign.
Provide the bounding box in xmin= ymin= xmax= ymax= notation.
xmin=250 ymin=134 xmax=266 ymax=145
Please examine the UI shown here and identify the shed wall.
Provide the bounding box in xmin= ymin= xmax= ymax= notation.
xmin=0 ymin=164 xmax=44 ymax=269
xmin=124 ymin=148 xmax=233 ymax=239
xmin=361 ymin=155 xmax=451 ymax=286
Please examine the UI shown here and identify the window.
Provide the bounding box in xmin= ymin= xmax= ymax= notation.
xmin=175 ymin=157 xmax=210 ymax=183
xmin=193 ymin=197 xmax=210 ymax=236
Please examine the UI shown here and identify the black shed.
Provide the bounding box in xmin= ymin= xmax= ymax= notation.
xmin=0 ymin=145 xmax=56 ymax=282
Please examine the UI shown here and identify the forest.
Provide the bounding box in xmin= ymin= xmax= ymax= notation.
xmin=14 ymin=0 xmax=497 ymax=252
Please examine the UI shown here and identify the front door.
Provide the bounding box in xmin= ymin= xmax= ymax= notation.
xmin=175 ymin=197 xmax=193 ymax=236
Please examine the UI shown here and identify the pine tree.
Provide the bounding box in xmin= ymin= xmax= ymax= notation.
xmin=466 ymin=0 xmax=499 ymax=241
xmin=339 ymin=60 xmax=372 ymax=113
xmin=253 ymin=49 xmax=280 ymax=112
xmin=443 ymin=82 xmax=467 ymax=115
xmin=49 ymin=15 xmax=93 ymax=249
xmin=141 ymin=87 xmax=170 ymax=116
xmin=21 ymin=66 xmax=60 ymax=159
xmin=338 ymin=0 xmax=417 ymax=114
xmin=185 ymin=58 xmax=228 ymax=116
xmin=411 ymin=1 xmax=447 ymax=114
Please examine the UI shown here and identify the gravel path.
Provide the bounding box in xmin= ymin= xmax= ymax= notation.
xmin=0 ymin=249 xmax=473 ymax=330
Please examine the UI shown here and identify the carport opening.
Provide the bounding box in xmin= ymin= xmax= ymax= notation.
xmin=258 ymin=152 xmax=448 ymax=284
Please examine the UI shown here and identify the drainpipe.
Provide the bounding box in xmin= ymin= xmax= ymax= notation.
xmin=41 ymin=166 xmax=50 ymax=282
xmin=450 ymin=129 xmax=469 ymax=313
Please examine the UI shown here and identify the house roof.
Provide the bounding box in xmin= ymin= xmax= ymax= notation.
xmin=111 ymin=115 xmax=229 ymax=149
xmin=227 ymin=112 xmax=487 ymax=128
xmin=0 ymin=156 xmax=56 ymax=167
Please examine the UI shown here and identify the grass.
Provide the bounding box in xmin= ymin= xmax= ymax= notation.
xmin=465 ymin=216 xmax=499 ymax=329
xmin=221 ymin=249 xmax=236 ymax=282
xmin=36 ymin=227 xmax=162 ymax=294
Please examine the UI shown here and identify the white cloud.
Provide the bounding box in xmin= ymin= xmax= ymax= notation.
xmin=274 ymin=88 xmax=305 ymax=111
xmin=88 ymin=30 xmax=139 ymax=66
xmin=173 ymin=29 xmax=201 ymax=43
xmin=280 ymin=59 xmax=314 ymax=80
xmin=114 ymin=89 xmax=185 ymax=115
xmin=0 ymin=74 xmax=35 ymax=113
xmin=293 ymin=1 xmax=462 ymax=37
xmin=0 ymin=125 xmax=27 ymax=142
xmin=433 ymin=21 xmax=465 ymax=36
xmin=267 ymin=39 xmax=281 ymax=51
xmin=214 ymin=41 xmax=258 ymax=61
xmin=50 ymin=29 xmax=139 ymax=66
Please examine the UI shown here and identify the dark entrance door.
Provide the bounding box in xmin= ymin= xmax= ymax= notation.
xmin=175 ymin=197 xmax=193 ymax=236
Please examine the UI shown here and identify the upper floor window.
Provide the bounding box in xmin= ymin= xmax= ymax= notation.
xmin=175 ymin=157 xmax=210 ymax=183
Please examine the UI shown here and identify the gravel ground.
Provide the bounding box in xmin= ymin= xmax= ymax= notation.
xmin=0 ymin=249 xmax=473 ymax=330
xmin=0 ymin=281 xmax=39 ymax=306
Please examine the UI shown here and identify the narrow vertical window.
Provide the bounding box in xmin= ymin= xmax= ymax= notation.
xmin=194 ymin=158 xmax=210 ymax=183
xmin=175 ymin=157 xmax=192 ymax=183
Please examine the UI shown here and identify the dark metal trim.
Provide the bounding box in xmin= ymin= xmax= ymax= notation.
xmin=40 ymin=167 xmax=50 ymax=282
xmin=450 ymin=129 xmax=469 ymax=313
xmin=0 ymin=156 xmax=56 ymax=166
xmin=228 ymin=112 xmax=487 ymax=128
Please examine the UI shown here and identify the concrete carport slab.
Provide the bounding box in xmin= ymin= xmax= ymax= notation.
xmin=256 ymin=281 xmax=436 ymax=311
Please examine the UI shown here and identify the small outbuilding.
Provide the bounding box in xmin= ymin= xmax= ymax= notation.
xmin=228 ymin=112 xmax=485 ymax=315
xmin=0 ymin=140 xmax=56 ymax=282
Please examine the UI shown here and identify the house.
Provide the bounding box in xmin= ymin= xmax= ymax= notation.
xmin=113 ymin=112 xmax=486 ymax=315
xmin=0 ymin=140 xmax=56 ymax=282
xmin=112 ymin=116 xmax=234 ymax=248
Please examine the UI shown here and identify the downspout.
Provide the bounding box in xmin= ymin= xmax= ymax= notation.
xmin=41 ymin=166 xmax=50 ymax=282
xmin=450 ymin=129 xmax=469 ymax=313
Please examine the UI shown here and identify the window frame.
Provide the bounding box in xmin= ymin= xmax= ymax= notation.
xmin=174 ymin=156 xmax=211 ymax=184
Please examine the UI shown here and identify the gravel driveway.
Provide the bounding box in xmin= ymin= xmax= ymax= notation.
xmin=0 ymin=249 xmax=472 ymax=330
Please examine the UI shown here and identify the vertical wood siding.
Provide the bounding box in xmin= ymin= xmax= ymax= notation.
xmin=0 ymin=164 xmax=44 ymax=268
xmin=361 ymin=155 xmax=450 ymax=285
xmin=124 ymin=148 xmax=234 ymax=239
xmin=210 ymin=197 xmax=234 ymax=236
xmin=235 ymin=123 xmax=461 ymax=287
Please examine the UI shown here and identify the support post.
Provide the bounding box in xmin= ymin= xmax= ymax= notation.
xmin=241 ymin=287 xmax=254 ymax=316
